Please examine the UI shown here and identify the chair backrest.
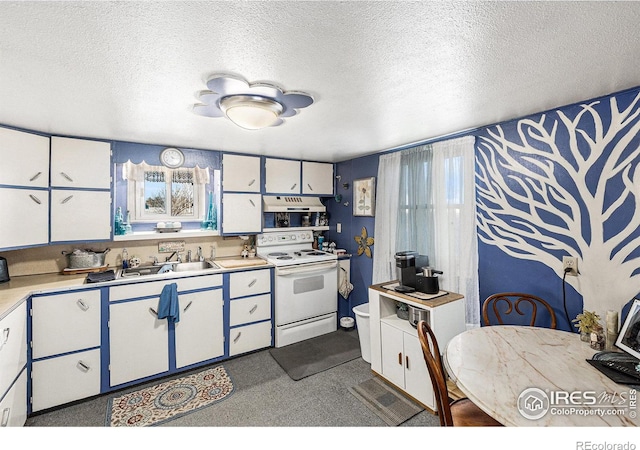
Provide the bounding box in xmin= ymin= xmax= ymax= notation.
xmin=417 ymin=320 xmax=453 ymax=426
xmin=482 ymin=292 xmax=557 ymax=329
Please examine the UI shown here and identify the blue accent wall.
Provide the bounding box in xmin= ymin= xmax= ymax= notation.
xmin=332 ymin=86 xmax=640 ymax=333
xmin=325 ymin=154 xmax=379 ymax=320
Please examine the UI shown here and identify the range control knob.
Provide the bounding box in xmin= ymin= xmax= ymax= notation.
xmin=291 ymin=234 xmax=297 ymax=240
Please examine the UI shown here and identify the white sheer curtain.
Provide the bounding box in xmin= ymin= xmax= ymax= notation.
xmin=431 ymin=136 xmax=479 ymax=327
xmin=372 ymin=136 xmax=479 ymax=327
xmin=372 ymin=151 xmax=402 ymax=284
xmin=396 ymin=145 xmax=434 ymax=261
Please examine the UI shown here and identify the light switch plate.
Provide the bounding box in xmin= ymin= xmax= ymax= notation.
xmin=337 ymin=223 xmax=342 ymax=233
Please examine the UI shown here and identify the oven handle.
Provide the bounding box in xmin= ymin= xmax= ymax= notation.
xmin=275 ymin=261 xmax=338 ymax=276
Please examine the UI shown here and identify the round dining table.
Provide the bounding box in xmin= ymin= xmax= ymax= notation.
xmin=444 ymin=325 xmax=639 ymax=426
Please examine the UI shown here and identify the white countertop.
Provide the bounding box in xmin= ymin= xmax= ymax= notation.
xmin=0 ymin=258 xmax=273 ymax=319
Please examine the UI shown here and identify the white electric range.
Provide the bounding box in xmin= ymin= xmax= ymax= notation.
xmin=256 ymin=231 xmax=338 ymax=347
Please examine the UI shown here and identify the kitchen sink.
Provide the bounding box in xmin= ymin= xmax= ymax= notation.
xmin=172 ymin=261 xmax=218 ymax=272
xmin=119 ymin=265 xmax=165 ymax=277
xmin=117 ymin=260 xmax=219 ymax=278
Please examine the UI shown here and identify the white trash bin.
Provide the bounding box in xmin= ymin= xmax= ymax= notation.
xmin=352 ymin=303 xmax=371 ymax=363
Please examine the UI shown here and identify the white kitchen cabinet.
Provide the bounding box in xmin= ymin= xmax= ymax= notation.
xmin=222 ymin=154 xmax=261 ymax=192
xmin=175 ymin=289 xmax=224 ymax=369
xmin=265 ymin=158 xmax=300 ymax=194
xmin=0 ymin=188 xmax=49 ymax=249
xmin=229 ymin=321 xmax=272 ymax=356
xmin=380 ymin=320 xmax=433 ymax=409
xmin=109 ymin=275 xmax=224 ymax=384
xmin=229 ymin=269 xmax=271 ymax=299
xmin=109 ymin=297 xmax=170 ymax=387
xmin=30 ymin=289 xmax=102 ymax=412
xmin=50 ymin=190 xmax=111 ymax=242
xmin=0 ymin=369 xmax=27 ymax=427
xmin=222 ymin=193 xmax=262 ymax=234
xmin=230 ymin=294 xmax=271 ymax=326
xmin=302 ymin=161 xmax=333 ymax=195
xmin=31 ymin=349 xmax=100 ymax=412
xmin=0 ymin=303 xmax=27 ymax=405
xmin=0 ymin=127 xmax=49 ymax=188
xmin=368 ymin=284 xmax=466 ymax=411
xmin=228 ymin=268 xmax=272 ymax=356
xmin=31 ymin=290 xmax=101 ymax=359
xmin=50 ymin=137 xmax=111 ymax=189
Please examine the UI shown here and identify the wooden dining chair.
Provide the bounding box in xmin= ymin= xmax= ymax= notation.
xmin=417 ymin=320 xmax=502 ymax=426
xmin=482 ymin=292 xmax=558 ymax=329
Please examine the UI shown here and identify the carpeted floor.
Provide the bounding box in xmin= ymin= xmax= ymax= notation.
xmin=25 ymin=345 xmax=439 ymax=428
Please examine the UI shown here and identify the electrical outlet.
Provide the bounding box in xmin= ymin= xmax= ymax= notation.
xmin=563 ymin=256 xmax=578 ymax=276
xmin=337 ymin=223 xmax=342 ymax=233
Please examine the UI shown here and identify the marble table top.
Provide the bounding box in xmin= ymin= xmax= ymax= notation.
xmin=444 ymin=325 xmax=639 ymax=426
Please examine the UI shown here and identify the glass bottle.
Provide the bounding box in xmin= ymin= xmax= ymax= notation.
xmin=114 ymin=207 xmax=124 ymax=236
xmin=124 ymin=210 xmax=133 ymax=235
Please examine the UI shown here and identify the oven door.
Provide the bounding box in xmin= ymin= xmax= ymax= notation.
xmin=274 ymin=260 xmax=338 ymax=326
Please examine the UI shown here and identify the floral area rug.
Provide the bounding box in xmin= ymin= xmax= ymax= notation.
xmin=106 ymin=365 xmax=234 ymax=427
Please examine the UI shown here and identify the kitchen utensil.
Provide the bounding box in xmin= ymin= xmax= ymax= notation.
xmin=416 ymin=267 xmax=443 ymax=294
xmin=0 ymin=256 xmax=9 ymax=283
xmin=408 ymin=304 xmax=429 ymax=327
xmin=62 ymin=248 xmax=111 ymax=269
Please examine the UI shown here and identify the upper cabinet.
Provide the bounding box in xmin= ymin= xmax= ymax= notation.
xmin=0 ymin=127 xmax=50 ymax=249
xmin=265 ymin=158 xmax=300 ymax=194
xmin=51 ymin=137 xmax=111 ymax=189
xmin=222 ymin=154 xmax=261 ymax=192
xmin=50 ymin=136 xmax=112 ymax=243
xmin=265 ymin=159 xmax=334 ymax=196
xmin=302 ymin=161 xmax=334 ymax=196
xmin=0 ymin=127 xmax=50 ymax=188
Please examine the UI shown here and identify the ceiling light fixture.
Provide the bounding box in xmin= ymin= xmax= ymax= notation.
xmin=219 ymin=95 xmax=284 ymax=130
xmin=193 ymin=74 xmax=313 ymax=130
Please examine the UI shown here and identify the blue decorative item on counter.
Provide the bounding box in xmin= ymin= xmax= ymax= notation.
xmin=114 ymin=207 xmax=125 ymax=236
xmin=201 ymin=191 xmax=217 ymax=230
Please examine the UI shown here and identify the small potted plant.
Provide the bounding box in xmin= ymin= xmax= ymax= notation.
xmin=573 ymin=310 xmax=601 ymax=342
xmin=396 ymin=301 xmax=409 ymax=320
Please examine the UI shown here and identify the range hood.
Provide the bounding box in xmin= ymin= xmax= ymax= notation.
xmin=263 ymin=195 xmax=326 ymax=212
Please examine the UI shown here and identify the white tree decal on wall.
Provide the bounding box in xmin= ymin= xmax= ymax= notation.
xmin=476 ymin=93 xmax=640 ymax=319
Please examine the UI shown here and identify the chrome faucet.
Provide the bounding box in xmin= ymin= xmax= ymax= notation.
xmin=165 ymin=251 xmax=182 ymax=263
xmin=186 ymin=250 xmax=192 ymax=263
xmin=197 ymin=246 xmax=204 ymax=262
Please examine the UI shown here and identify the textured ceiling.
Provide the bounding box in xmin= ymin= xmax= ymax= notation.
xmin=1 ymin=1 xmax=640 ymax=162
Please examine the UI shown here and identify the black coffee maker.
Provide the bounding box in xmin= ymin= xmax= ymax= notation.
xmin=394 ymin=251 xmax=418 ymax=293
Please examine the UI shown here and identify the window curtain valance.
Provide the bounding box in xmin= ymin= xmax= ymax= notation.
xmin=122 ymin=160 xmax=210 ymax=184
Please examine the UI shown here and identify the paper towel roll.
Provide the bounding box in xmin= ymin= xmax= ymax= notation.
xmin=606 ymin=310 xmax=619 ymax=333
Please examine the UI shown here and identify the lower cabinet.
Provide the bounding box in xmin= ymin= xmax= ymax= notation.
xmin=109 ymin=297 xmax=170 ymax=387
xmin=229 ymin=321 xmax=272 ymax=357
xmin=31 ymin=349 xmax=100 ymax=412
xmin=108 ymin=275 xmax=225 ymax=387
xmin=380 ymin=321 xmax=433 ymax=409
xmin=0 ymin=369 xmax=27 ymax=427
xmin=175 ymin=289 xmax=224 ymax=369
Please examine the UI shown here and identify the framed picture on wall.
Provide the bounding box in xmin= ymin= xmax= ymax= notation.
xmin=353 ymin=177 xmax=375 ymax=216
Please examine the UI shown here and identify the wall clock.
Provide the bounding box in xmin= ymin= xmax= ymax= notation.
xmin=160 ymin=147 xmax=185 ymax=168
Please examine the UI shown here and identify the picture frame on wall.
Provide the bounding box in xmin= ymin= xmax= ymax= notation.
xmin=353 ymin=177 xmax=375 ymax=217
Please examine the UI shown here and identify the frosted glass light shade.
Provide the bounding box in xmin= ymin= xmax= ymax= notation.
xmin=219 ymin=95 xmax=284 ymax=130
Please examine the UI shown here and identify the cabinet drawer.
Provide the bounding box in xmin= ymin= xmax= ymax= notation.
xmin=230 ymin=294 xmax=271 ymax=326
xmin=31 ymin=348 xmax=101 ymax=412
xmin=109 ymin=274 xmax=222 ymax=301
xmin=0 ymin=303 xmax=27 ymax=398
xmin=229 ymin=269 xmax=271 ymax=299
xmin=229 ymin=321 xmax=272 ymax=356
xmin=31 ymin=290 xmax=101 ymax=359
xmin=0 ymin=369 xmax=27 ymax=427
